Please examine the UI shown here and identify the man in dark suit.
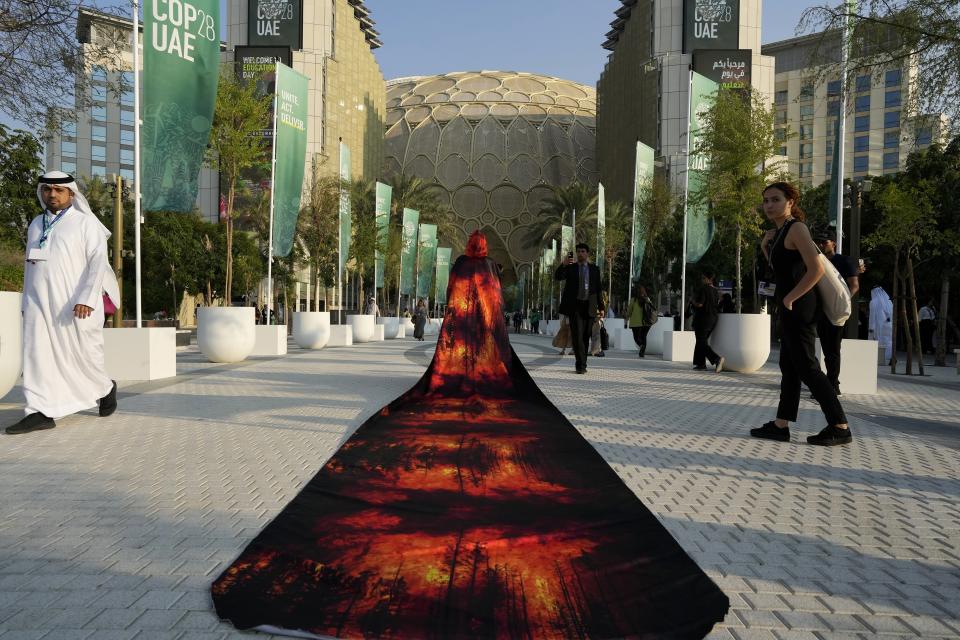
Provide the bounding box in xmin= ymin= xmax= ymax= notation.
xmin=555 ymin=242 xmax=604 ymax=374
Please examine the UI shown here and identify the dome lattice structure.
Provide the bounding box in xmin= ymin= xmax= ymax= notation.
xmin=384 ymin=71 xmax=598 ymax=284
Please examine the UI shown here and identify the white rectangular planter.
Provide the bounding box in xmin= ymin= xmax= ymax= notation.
xmin=373 ymin=325 xmax=385 ymax=341
xmin=816 ymin=338 xmax=879 ymax=395
xmin=646 ymin=317 xmax=674 ymax=356
xmin=251 ymin=325 xmax=288 ymax=356
xmin=663 ymin=330 xmax=696 ymax=362
xmin=610 ymin=327 xmax=637 ymax=351
xmin=103 ymin=327 xmax=176 ymax=380
xmin=328 ymin=325 xmax=353 ymax=347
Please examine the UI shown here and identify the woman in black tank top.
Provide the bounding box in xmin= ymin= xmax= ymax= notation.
xmin=751 ymin=182 xmax=851 ymax=446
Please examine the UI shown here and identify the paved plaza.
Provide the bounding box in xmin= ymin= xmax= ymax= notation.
xmin=1 ymin=333 xmax=958 ymax=640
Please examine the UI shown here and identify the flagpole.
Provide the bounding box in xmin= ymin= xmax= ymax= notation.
xmin=132 ymin=0 xmax=142 ymax=328
xmin=680 ymin=68 xmax=694 ymax=331
xmin=266 ymin=61 xmax=279 ymax=326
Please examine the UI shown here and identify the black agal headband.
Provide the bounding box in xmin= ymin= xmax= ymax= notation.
xmin=37 ymin=174 xmax=76 ymax=185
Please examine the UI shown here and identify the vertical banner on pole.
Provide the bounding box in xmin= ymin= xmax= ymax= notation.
xmin=560 ymin=225 xmax=574 ymax=260
xmin=374 ymin=182 xmax=392 ymax=288
xmin=143 ymin=0 xmax=220 ymax=211
xmin=271 ymin=64 xmax=308 ymax=257
xmin=540 ymin=247 xmax=549 ymax=308
xmin=434 ymin=247 xmax=452 ymax=304
xmin=338 ymin=142 xmax=351 ymax=273
xmin=596 ymin=183 xmax=606 ymax=271
xmin=400 ymin=208 xmax=420 ymax=296
xmin=686 ymin=72 xmax=718 ymax=263
xmin=416 ymin=223 xmax=438 ymax=300
xmin=631 ymin=142 xmax=655 ymax=281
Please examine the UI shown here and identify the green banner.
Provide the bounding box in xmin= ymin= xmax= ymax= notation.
xmin=687 ymin=71 xmax=718 ymax=263
xmin=339 ymin=142 xmax=351 ymax=273
xmin=416 ymin=223 xmax=438 ymax=300
xmin=271 ymin=63 xmax=308 ymax=257
xmin=143 ymin=0 xmax=220 ymax=212
xmin=560 ymin=224 xmax=574 ymax=261
xmin=596 ymin=182 xmax=606 ymax=271
xmin=400 ymin=208 xmax=419 ymax=296
xmin=434 ymin=247 xmax=452 ymax=304
xmin=374 ymin=182 xmax=391 ymax=288
xmin=631 ymin=141 xmax=655 ymax=279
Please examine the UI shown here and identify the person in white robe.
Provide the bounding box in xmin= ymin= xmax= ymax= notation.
xmin=869 ymin=285 xmax=894 ymax=362
xmin=5 ymin=171 xmax=121 ymax=435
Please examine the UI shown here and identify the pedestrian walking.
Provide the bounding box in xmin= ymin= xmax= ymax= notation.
xmin=552 ymin=314 xmax=572 ymax=356
xmin=6 ymin=171 xmax=120 ymax=435
xmin=554 ymin=243 xmax=603 ymax=374
xmin=627 ymin=286 xmax=656 ymax=358
xmin=691 ymin=271 xmax=724 ymax=372
xmin=815 ymin=233 xmax=859 ymax=394
xmin=751 ymin=181 xmax=851 ymax=446
xmin=413 ymin=299 xmax=427 ymax=341
xmin=869 ymin=285 xmax=894 ymax=362
xmin=365 ymin=296 xmax=380 ymax=318
xmin=530 ymin=308 xmax=541 ymax=335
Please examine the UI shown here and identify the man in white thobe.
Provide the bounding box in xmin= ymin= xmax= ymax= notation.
xmin=869 ymin=285 xmax=894 ymax=362
xmin=5 ymin=171 xmax=121 ymax=435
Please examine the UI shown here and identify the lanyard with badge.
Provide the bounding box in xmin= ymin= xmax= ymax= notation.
xmin=27 ymin=206 xmax=71 ymax=262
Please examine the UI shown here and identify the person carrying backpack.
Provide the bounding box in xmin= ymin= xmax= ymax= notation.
xmin=627 ymin=285 xmax=657 ymax=358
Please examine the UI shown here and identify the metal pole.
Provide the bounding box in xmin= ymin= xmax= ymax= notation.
xmin=680 ymin=70 xmax=693 ymax=331
xmin=132 ymin=0 xmax=142 ymax=328
xmin=847 ymin=182 xmax=862 ymax=338
xmin=396 ymin=259 xmax=402 ymax=319
xmin=113 ymin=175 xmax=124 ymax=328
xmin=266 ymin=62 xmax=279 ymax=326
xmin=834 ymin=3 xmax=853 ymax=254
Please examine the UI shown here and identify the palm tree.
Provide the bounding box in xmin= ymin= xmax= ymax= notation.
xmin=522 ymin=181 xmax=598 ymax=250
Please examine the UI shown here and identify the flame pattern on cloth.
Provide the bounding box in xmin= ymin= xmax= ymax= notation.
xmin=211 ymin=245 xmax=729 ymax=639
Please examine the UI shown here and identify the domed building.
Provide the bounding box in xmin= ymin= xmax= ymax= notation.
xmin=383 ymin=71 xmax=597 ymax=284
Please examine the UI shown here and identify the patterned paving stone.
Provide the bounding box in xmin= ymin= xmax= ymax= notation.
xmin=0 ymin=336 xmax=957 ymax=638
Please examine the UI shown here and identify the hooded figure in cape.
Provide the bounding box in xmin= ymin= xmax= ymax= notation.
xmin=211 ymin=231 xmax=729 ymax=639
xmin=5 ymin=171 xmax=121 ymax=435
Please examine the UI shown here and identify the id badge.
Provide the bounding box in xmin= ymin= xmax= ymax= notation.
xmin=27 ymin=243 xmax=50 ymax=262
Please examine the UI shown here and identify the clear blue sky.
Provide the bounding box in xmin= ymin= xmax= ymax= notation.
xmin=365 ymin=0 xmax=814 ymax=86
xmin=1 ymin=0 xmax=814 ymax=134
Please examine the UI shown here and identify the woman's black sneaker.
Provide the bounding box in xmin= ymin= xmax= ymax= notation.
xmin=750 ymin=421 xmax=790 ymax=442
xmin=5 ymin=412 xmax=56 ymax=435
xmin=807 ymin=425 xmax=852 ymax=446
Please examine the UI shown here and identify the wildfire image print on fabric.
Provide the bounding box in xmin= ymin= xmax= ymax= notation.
xmin=212 ymin=232 xmax=729 ymax=639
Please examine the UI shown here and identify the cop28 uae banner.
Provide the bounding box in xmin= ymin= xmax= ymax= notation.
xmin=631 ymin=142 xmax=655 ymax=280
xmin=434 ymin=247 xmax=452 ymax=304
xmin=374 ymin=182 xmax=392 ymax=289
xmin=686 ymin=71 xmax=718 ymax=263
xmin=271 ymin=63 xmax=308 ymax=257
xmin=416 ymin=223 xmax=438 ymax=300
xmin=400 ymin=208 xmax=419 ymax=296
xmin=143 ymin=0 xmax=220 ymax=212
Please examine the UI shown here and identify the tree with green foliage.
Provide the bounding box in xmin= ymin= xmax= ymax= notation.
xmin=864 ymin=182 xmax=936 ymax=374
xmin=298 ymin=170 xmax=341 ymax=311
xmin=348 ymin=179 xmax=378 ymax=306
xmin=522 ymin=181 xmax=598 ymax=249
xmin=634 ymin=173 xmax=677 ymax=308
xmin=0 ymin=125 xmax=43 ymax=251
xmin=693 ymin=88 xmax=789 ymax=312
xmin=599 ymin=199 xmax=631 ymax=305
xmin=206 ymin=66 xmax=272 ymax=306
xmin=900 ymin=138 xmax=960 ymax=366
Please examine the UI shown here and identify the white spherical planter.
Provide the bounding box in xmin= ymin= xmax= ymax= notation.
xmin=645 ymin=316 xmax=674 ymax=356
xmin=347 ymin=314 xmax=375 ymax=343
xmin=293 ymin=312 xmax=330 ymax=349
xmin=377 ymin=317 xmax=400 ymax=340
xmin=197 ymin=306 xmax=255 ymax=363
xmin=0 ymin=292 xmax=23 ymax=399
xmin=709 ymin=313 xmax=771 ymax=373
